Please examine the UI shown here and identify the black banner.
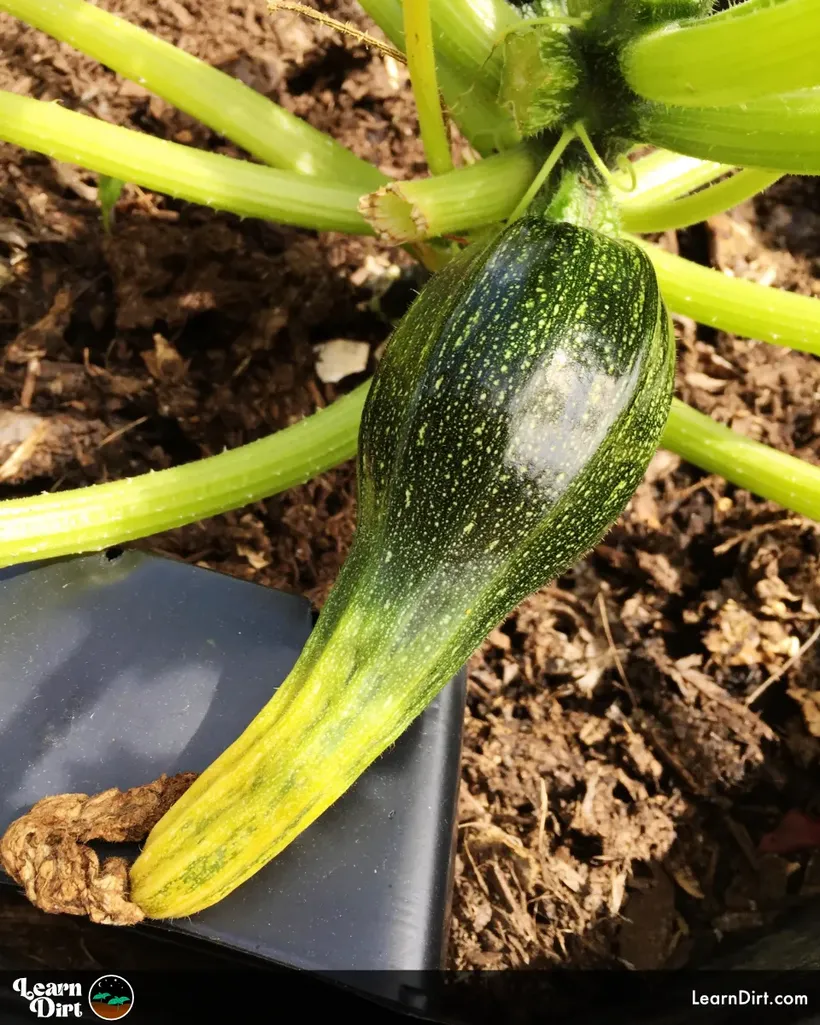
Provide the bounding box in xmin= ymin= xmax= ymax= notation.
xmin=0 ymin=969 xmax=819 ymax=1025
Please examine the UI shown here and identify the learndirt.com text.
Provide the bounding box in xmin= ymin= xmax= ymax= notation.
xmin=693 ymin=990 xmax=809 ymax=1008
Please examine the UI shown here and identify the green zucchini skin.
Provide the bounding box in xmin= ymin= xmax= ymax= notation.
xmin=357 ymin=217 xmax=673 ymax=644
xmin=130 ymin=218 xmax=675 ymax=918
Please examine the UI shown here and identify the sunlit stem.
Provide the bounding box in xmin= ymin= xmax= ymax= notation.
xmin=357 ymin=0 xmax=520 ymax=153
xmin=637 ymin=88 xmax=820 ymax=175
xmin=0 ymin=92 xmax=370 ymax=234
xmin=622 ymin=0 xmax=820 ymax=108
xmin=0 ymin=0 xmax=384 ymax=189
xmin=662 ymin=399 xmax=820 ymax=522
xmin=616 ymin=150 xmax=734 ymax=205
xmin=0 ymin=385 xmax=371 ymax=567
xmin=632 ymin=236 xmax=820 ymax=356
xmin=360 ymin=144 xmax=540 ymax=243
xmin=621 ymin=169 xmax=782 ymax=234
xmin=404 ymin=0 xmax=453 ymax=175
xmin=427 ymin=0 xmax=522 ymax=89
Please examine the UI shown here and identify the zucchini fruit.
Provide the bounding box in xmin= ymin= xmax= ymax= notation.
xmin=129 ymin=217 xmax=675 ymax=918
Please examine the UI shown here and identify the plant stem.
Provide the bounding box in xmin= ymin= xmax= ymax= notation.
xmin=359 ymin=144 xmax=540 ymax=242
xmin=0 ymin=92 xmax=370 ymax=234
xmin=507 ymin=129 xmax=575 ymax=222
xmin=622 ymin=0 xmax=820 ymax=108
xmin=617 ymin=151 xmax=734 ymax=207
xmin=4 ymin=383 xmax=817 ymax=571
xmin=427 ymin=0 xmax=522 ymax=92
xmin=621 ymin=169 xmax=782 ymax=233
xmin=631 ymin=235 xmax=820 ymax=356
xmin=0 ymin=0 xmax=384 ymax=189
xmin=636 ymin=88 xmax=820 ymax=174
xmin=403 ymin=0 xmax=453 ymax=175
xmin=662 ymin=399 xmax=820 ymax=521
xmin=0 ymin=384 xmax=371 ymax=567
xmin=356 ymin=0 xmax=520 ymax=154
xmin=359 ymin=141 xmax=754 ymax=247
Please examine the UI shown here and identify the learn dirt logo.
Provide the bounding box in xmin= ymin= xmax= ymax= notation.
xmin=88 ymin=976 xmax=134 ymax=1020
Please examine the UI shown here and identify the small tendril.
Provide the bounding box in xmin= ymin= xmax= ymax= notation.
xmin=507 ymin=127 xmax=576 ymax=224
xmin=573 ymin=121 xmax=636 ymax=193
xmin=615 ymin=154 xmax=638 ymax=193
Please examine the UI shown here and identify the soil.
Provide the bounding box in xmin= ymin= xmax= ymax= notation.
xmin=1 ymin=0 xmax=820 ymax=974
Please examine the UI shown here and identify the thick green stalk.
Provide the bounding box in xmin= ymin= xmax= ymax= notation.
xmin=621 ymin=169 xmax=782 ymax=233
xmin=360 ymin=143 xmax=540 ymax=242
xmin=636 ymin=89 xmax=820 ymax=175
xmin=361 ymin=143 xmax=738 ymax=244
xmin=0 ymin=92 xmax=370 ymax=234
xmin=3 ymin=385 xmax=818 ymax=571
xmin=426 ymin=0 xmax=521 ymax=90
xmin=622 ymin=0 xmax=820 ymax=108
xmin=404 ymin=0 xmax=453 ymax=174
xmin=0 ymin=0 xmax=384 ymax=189
xmin=356 ymin=0 xmax=520 ymax=153
xmin=0 ymin=385 xmax=370 ymax=567
xmin=633 ymin=236 xmax=820 ymax=356
xmin=662 ymin=399 xmax=820 ymax=521
xmin=616 ymin=150 xmax=734 ymax=205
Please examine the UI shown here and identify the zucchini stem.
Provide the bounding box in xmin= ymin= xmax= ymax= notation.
xmin=507 ymin=129 xmax=575 ymax=223
xmin=621 ymin=169 xmax=783 ymax=234
xmin=359 ymin=144 xmax=540 ymax=242
xmin=0 ymin=0 xmax=384 ymax=189
xmin=662 ymin=399 xmax=820 ymax=521
xmin=356 ymin=0 xmax=520 ymax=154
xmin=632 ymin=236 xmax=820 ymax=356
xmin=637 ymin=88 xmax=820 ymax=175
xmin=424 ymin=0 xmax=521 ymax=92
xmin=0 ymin=92 xmax=370 ymax=235
xmin=573 ymin=121 xmax=636 ymax=194
xmin=0 ymin=384 xmax=370 ymax=567
xmin=403 ymin=0 xmax=454 ymax=175
xmin=616 ymin=152 xmax=735 ymax=207
xmin=622 ymin=0 xmax=820 ymax=108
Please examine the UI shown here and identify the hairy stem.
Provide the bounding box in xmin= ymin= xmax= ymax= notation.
xmin=0 ymin=384 xmax=370 ymax=567
xmin=632 ymin=236 xmax=820 ymax=356
xmin=508 ymin=129 xmax=575 ymax=223
xmin=662 ymin=399 xmax=820 ymax=521
xmin=622 ymin=0 xmax=820 ymax=108
xmin=621 ymin=169 xmax=782 ymax=233
xmin=637 ymin=88 xmax=820 ymax=175
xmin=0 ymin=92 xmax=370 ymax=234
xmin=0 ymin=0 xmax=384 ymax=188
xmin=404 ymin=0 xmax=453 ymax=174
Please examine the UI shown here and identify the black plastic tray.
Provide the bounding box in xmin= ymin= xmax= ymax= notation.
xmin=0 ymin=550 xmax=467 ymax=1002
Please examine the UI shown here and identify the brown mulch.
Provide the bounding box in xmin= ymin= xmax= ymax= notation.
xmin=1 ymin=0 xmax=820 ymax=973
